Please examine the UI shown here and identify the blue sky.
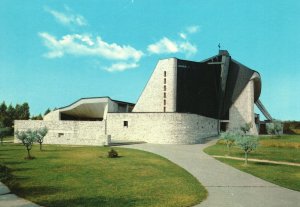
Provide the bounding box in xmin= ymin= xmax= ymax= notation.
xmin=0 ymin=0 xmax=299 ymax=120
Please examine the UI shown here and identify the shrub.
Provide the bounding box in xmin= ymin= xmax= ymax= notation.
xmin=240 ymin=122 xmax=252 ymax=135
xmin=266 ymin=120 xmax=283 ymax=137
xmin=108 ymin=149 xmax=119 ymax=158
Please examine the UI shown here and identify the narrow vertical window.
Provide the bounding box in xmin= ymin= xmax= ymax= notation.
xmin=164 ymin=78 xmax=166 ymax=84
xmin=164 ymin=71 xmax=166 ymax=77
xmin=164 ymin=99 xmax=166 ymax=105
xmin=164 ymin=107 xmax=166 ymax=112
xmin=164 ymin=85 xmax=166 ymax=91
xmin=123 ymin=121 xmax=128 ymax=127
xmin=164 ymin=92 xmax=166 ymax=98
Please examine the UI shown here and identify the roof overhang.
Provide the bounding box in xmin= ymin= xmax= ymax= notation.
xmin=59 ymin=97 xmax=110 ymax=118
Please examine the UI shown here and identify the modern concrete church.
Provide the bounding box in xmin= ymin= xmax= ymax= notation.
xmin=15 ymin=50 xmax=272 ymax=145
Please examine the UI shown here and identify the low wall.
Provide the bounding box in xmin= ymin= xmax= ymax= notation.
xmin=107 ymin=113 xmax=219 ymax=144
xmin=14 ymin=120 xmax=107 ymax=146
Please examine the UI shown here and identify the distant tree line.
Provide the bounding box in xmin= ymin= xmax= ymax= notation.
xmin=0 ymin=101 xmax=52 ymax=134
xmin=0 ymin=102 xmax=30 ymax=129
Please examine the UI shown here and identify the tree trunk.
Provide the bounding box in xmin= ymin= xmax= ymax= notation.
xmin=245 ymin=152 xmax=248 ymax=165
xmin=227 ymin=144 xmax=230 ymax=155
xmin=39 ymin=143 xmax=42 ymax=151
xmin=27 ymin=148 xmax=31 ymax=159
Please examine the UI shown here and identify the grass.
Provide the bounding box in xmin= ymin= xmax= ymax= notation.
xmin=0 ymin=142 xmax=207 ymax=207
xmin=204 ymin=135 xmax=300 ymax=191
xmin=1 ymin=135 xmax=14 ymax=143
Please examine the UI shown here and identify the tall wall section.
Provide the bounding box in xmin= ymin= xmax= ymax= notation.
xmin=228 ymin=78 xmax=258 ymax=135
xmin=14 ymin=120 xmax=107 ymax=146
xmin=133 ymin=58 xmax=177 ymax=112
xmin=107 ymin=113 xmax=218 ymax=144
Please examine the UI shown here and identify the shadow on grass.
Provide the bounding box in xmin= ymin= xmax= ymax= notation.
xmin=39 ymin=196 xmax=146 ymax=207
xmin=12 ymin=185 xmax=62 ymax=199
xmin=254 ymin=162 xmax=278 ymax=167
xmin=3 ymin=161 xmax=26 ymax=165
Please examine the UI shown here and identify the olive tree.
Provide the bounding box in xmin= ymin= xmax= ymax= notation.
xmin=266 ymin=120 xmax=283 ymax=137
xmin=36 ymin=127 xmax=48 ymax=151
xmin=235 ymin=135 xmax=259 ymax=165
xmin=221 ymin=131 xmax=236 ymax=155
xmin=240 ymin=122 xmax=252 ymax=135
xmin=15 ymin=130 xmax=38 ymax=159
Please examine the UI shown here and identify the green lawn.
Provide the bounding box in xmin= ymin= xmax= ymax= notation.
xmin=0 ymin=143 xmax=207 ymax=207
xmin=1 ymin=135 xmax=14 ymax=143
xmin=204 ymin=135 xmax=300 ymax=191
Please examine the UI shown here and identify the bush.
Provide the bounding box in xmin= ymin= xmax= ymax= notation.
xmin=108 ymin=149 xmax=119 ymax=158
xmin=266 ymin=120 xmax=283 ymax=136
xmin=240 ymin=122 xmax=252 ymax=135
xmin=220 ymin=131 xmax=236 ymax=155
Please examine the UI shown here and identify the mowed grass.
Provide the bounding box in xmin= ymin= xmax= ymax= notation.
xmin=204 ymin=135 xmax=300 ymax=163
xmin=0 ymin=143 xmax=207 ymax=207
xmin=204 ymin=135 xmax=300 ymax=191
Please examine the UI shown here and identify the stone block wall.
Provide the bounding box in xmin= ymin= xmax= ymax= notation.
xmin=228 ymin=79 xmax=258 ymax=135
xmin=133 ymin=58 xmax=177 ymax=112
xmin=44 ymin=110 xmax=60 ymax=121
xmin=107 ymin=113 xmax=218 ymax=144
xmin=14 ymin=120 xmax=107 ymax=146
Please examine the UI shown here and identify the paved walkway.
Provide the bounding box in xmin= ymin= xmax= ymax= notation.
xmin=121 ymin=139 xmax=300 ymax=207
xmin=0 ymin=182 xmax=40 ymax=207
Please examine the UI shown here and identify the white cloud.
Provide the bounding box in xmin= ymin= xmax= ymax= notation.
xmin=104 ymin=62 xmax=138 ymax=72
xmin=179 ymin=33 xmax=187 ymax=40
xmin=147 ymin=37 xmax=178 ymax=54
xmin=39 ymin=33 xmax=143 ymax=61
xmin=45 ymin=7 xmax=87 ymax=27
xmin=39 ymin=32 xmax=143 ymax=72
xmin=179 ymin=42 xmax=197 ymax=57
xmin=147 ymin=37 xmax=197 ymax=56
xmin=186 ymin=25 xmax=199 ymax=34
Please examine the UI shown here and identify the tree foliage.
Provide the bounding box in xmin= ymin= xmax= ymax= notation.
xmin=220 ymin=131 xmax=236 ymax=155
xmin=235 ymin=135 xmax=259 ymax=165
xmin=36 ymin=127 xmax=48 ymax=151
xmin=0 ymin=101 xmax=31 ymax=131
xmin=44 ymin=108 xmax=51 ymax=116
xmin=240 ymin=122 xmax=252 ymax=135
xmin=266 ymin=120 xmax=283 ymax=136
xmin=15 ymin=129 xmax=37 ymax=159
xmin=31 ymin=114 xmax=43 ymax=120
xmin=0 ymin=127 xmax=11 ymax=145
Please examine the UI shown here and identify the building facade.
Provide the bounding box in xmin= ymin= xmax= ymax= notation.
xmin=15 ymin=50 xmax=268 ymax=145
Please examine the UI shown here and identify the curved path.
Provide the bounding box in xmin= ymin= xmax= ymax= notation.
xmin=121 ymin=139 xmax=300 ymax=207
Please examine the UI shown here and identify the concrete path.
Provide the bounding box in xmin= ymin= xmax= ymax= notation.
xmin=0 ymin=182 xmax=40 ymax=207
xmin=121 ymin=139 xmax=300 ymax=207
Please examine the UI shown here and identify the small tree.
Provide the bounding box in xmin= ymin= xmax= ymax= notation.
xmin=266 ymin=120 xmax=283 ymax=137
xmin=36 ymin=127 xmax=48 ymax=151
xmin=221 ymin=131 xmax=235 ymax=155
xmin=15 ymin=130 xmax=37 ymax=159
xmin=240 ymin=122 xmax=252 ymax=135
xmin=44 ymin=108 xmax=51 ymax=116
xmin=235 ymin=135 xmax=259 ymax=165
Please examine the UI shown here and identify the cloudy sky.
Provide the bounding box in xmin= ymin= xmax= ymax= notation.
xmin=0 ymin=0 xmax=299 ymax=120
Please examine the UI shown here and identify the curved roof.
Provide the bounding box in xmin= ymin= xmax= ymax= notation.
xmin=59 ymin=97 xmax=135 ymax=119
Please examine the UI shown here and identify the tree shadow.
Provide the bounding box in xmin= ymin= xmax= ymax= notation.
xmin=39 ymin=196 xmax=147 ymax=207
